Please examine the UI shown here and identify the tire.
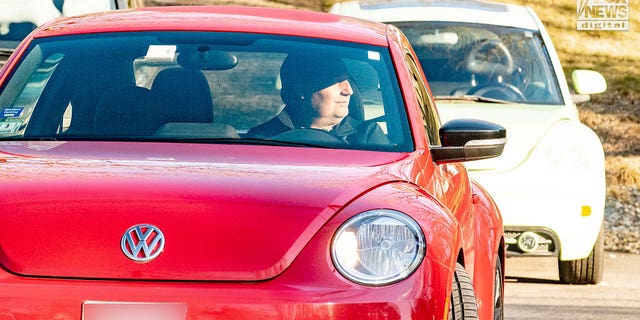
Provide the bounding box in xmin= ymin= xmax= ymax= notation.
xmin=558 ymin=225 xmax=604 ymax=284
xmin=493 ymin=261 xmax=504 ymax=320
xmin=449 ymin=263 xmax=479 ymax=320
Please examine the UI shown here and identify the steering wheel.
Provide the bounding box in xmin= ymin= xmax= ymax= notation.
xmin=466 ymin=39 xmax=514 ymax=77
xmin=466 ymin=83 xmax=527 ymax=102
xmin=269 ymin=128 xmax=346 ymax=147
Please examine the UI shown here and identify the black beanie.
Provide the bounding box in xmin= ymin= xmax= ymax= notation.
xmin=280 ymin=53 xmax=350 ymax=105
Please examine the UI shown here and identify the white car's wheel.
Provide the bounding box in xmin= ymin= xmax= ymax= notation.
xmin=449 ymin=263 xmax=479 ymax=320
xmin=558 ymin=225 xmax=604 ymax=284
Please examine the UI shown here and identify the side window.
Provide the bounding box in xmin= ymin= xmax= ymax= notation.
xmin=404 ymin=52 xmax=441 ymax=145
xmin=0 ymin=53 xmax=64 ymax=137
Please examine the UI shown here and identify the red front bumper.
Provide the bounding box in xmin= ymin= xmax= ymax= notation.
xmin=0 ymin=258 xmax=450 ymax=320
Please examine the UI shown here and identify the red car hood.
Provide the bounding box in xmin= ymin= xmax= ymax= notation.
xmin=0 ymin=141 xmax=407 ymax=281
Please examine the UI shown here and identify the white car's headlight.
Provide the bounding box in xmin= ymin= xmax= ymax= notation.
xmin=331 ymin=209 xmax=426 ymax=286
xmin=546 ymin=139 xmax=589 ymax=173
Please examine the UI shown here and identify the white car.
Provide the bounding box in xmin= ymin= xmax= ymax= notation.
xmin=0 ymin=0 xmax=137 ymax=65
xmin=331 ymin=0 xmax=607 ymax=284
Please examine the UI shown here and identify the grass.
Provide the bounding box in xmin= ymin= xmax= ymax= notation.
xmin=607 ymin=156 xmax=640 ymax=201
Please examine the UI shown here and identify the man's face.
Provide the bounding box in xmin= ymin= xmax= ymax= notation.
xmin=310 ymin=80 xmax=353 ymax=129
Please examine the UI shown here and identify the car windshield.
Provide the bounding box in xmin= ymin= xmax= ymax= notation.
xmin=0 ymin=31 xmax=412 ymax=151
xmin=392 ymin=21 xmax=563 ymax=105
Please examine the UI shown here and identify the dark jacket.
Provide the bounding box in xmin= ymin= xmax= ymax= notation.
xmin=247 ymin=107 xmax=388 ymax=147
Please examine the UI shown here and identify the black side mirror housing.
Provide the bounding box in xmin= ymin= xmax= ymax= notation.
xmin=430 ymin=118 xmax=506 ymax=163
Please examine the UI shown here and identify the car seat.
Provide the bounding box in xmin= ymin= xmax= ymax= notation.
xmin=94 ymin=85 xmax=163 ymax=137
xmin=151 ymin=68 xmax=214 ymax=124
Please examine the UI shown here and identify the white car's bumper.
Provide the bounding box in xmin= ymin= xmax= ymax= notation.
xmin=471 ymin=166 xmax=605 ymax=261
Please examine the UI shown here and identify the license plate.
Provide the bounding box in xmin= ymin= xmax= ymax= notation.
xmin=82 ymin=302 xmax=187 ymax=320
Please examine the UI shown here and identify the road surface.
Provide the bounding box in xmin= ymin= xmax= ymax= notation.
xmin=505 ymin=252 xmax=640 ymax=319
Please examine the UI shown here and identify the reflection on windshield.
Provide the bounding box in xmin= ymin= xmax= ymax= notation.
xmin=393 ymin=21 xmax=563 ymax=105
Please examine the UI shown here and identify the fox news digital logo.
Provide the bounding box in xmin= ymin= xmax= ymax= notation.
xmin=577 ymin=0 xmax=629 ymax=31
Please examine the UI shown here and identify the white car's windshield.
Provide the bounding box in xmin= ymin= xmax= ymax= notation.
xmin=393 ymin=21 xmax=563 ymax=105
xmin=0 ymin=31 xmax=413 ymax=151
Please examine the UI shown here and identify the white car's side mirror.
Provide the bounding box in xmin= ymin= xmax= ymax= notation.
xmin=571 ymin=69 xmax=607 ymax=95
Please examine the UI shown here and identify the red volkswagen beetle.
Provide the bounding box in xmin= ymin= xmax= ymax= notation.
xmin=0 ymin=6 xmax=505 ymax=320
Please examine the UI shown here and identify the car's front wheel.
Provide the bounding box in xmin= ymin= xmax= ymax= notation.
xmin=493 ymin=260 xmax=504 ymax=320
xmin=558 ymin=225 xmax=604 ymax=284
xmin=449 ymin=263 xmax=479 ymax=320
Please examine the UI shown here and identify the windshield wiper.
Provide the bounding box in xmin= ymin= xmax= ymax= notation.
xmin=238 ymin=137 xmax=342 ymax=149
xmin=434 ymin=95 xmax=513 ymax=104
xmin=14 ymin=136 xmax=343 ymax=149
xmin=138 ymin=137 xmax=341 ymax=149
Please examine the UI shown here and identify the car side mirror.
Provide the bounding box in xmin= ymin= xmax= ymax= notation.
xmin=571 ymin=70 xmax=606 ymax=104
xmin=430 ymin=119 xmax=506 ymax=163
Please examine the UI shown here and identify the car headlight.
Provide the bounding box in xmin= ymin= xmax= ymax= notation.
xmin=331 ymin=209 xmax=426 ymax=286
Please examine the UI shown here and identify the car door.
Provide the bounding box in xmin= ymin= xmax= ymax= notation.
xmin=402 ymin=40 xmax=478 ymax=275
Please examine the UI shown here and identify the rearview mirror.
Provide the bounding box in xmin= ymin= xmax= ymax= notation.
xmin=178 ymin=46 xmax=238 ymax=70
xmin=417 ymin=32 xmax=459 ymax=45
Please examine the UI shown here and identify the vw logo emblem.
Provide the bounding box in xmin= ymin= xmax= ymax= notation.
xmin=121 ymin=224 xmax=165 ymax=262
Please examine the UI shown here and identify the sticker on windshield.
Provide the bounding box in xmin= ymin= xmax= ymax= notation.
xmin=145 ymin=45 xmax=177 ymax=61
xmin=368 ymin=51 xmax=381 ymax=61
xmin=0 ymin=121 xmax=21 ymax=134
xmin=2 ymin=107 xmax=24 ymax=118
